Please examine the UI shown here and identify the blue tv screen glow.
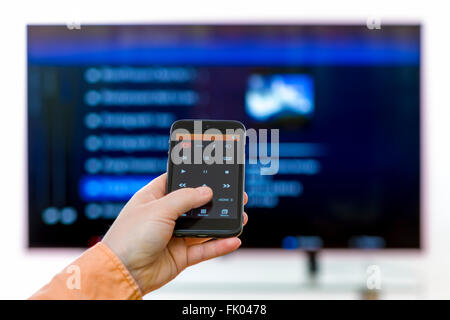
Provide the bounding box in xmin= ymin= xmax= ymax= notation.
xmin=27 ymin=25 xmax=420 ymax=249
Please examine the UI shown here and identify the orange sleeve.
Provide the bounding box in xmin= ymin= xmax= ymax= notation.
xmin=29 ymin=242 xmax=142 ymax=300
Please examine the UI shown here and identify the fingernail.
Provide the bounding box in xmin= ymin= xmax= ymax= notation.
xmin=196 ymin=186 xmax=212 ymax=197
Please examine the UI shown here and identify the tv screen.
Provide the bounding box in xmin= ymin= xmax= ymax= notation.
xmin=27 ymin=24 xmax=421 ymax=249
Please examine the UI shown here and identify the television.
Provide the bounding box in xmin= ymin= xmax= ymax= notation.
xmin=27 ymin=24 xmax=421 ymax=249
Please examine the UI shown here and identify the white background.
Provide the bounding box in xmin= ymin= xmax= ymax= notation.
xmin=0 ymin=0 xmax=449 ymax=299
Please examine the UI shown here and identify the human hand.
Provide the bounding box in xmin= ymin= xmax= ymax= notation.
xmin=102 ymin=173 xmax=248 ymax=295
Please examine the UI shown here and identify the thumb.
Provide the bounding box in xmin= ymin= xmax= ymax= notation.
xmin=151 ymin=186 xmax=213 ymax=220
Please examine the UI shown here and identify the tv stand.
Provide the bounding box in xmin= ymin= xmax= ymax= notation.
xmin=305 ymin=250 xmax=319 ymax=284
xmin=302 ymin=249 xmax=383 ymax=299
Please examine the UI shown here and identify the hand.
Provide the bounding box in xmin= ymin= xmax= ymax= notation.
xmin=102 ymin=173 xmax=248 ymax=295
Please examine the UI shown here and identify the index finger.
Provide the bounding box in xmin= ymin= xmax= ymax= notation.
xmin=133 ymin=173 xmax=167 ymax=202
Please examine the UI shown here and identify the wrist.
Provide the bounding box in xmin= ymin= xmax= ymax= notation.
xmin=97 ymin=242 xmax=143 ymax=299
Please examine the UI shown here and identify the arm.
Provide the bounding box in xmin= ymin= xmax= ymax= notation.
xmin=29 ymin=242 xmax=142 ymax=300
xmin=30 ymin=173 xmax=248 ymax=299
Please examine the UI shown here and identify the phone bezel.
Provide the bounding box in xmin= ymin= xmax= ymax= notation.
xmin=167 ymin=119 xmax=245 ymax=237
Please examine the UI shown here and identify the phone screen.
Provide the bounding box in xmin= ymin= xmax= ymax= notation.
xmin=167 ymin=120 xmax=245 ymax=236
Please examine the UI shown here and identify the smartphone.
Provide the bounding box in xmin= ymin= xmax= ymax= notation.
xmin=167 ymin=119 xmax=246 ymax=238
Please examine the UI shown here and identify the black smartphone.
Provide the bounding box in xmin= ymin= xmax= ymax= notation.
xmin=167 ymin=119 xmax=246 ymax=238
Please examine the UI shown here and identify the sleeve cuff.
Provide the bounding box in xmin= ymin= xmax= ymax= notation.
xmin=96 ymin=242 xmax=143 ymax=300
xmin=30 ymin=242 xmax=143 ymax=300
